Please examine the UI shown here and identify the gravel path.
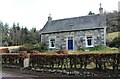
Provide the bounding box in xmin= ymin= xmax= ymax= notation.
xmin=2 ymin=67 xmax=120 ymax=79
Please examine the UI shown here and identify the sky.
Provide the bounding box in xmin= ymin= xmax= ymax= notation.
xmin=0 ymin=0 xmax=120 ymax=30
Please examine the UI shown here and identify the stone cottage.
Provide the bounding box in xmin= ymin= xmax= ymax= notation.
xmin=40 ymin=6 xmax=107 ymax=50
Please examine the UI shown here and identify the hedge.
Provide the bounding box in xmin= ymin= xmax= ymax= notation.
xmin=2 ymin=52 xmax=120 ymax=70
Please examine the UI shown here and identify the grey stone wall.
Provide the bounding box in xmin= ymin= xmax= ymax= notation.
xmin=41 ymin=28 xmax=105 ymax=50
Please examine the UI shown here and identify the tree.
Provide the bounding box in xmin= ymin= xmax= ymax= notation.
xmin=109 ymin=35 xmax=120 ymax=48
xmin=11 ymin=23 xmax=17 ymax=45
xmin=0 ymin=22 xmax=11 ymax=46
xmin=27 ymin=28 xmax=38 ymax=44
xmin=16 ymin=23 xmax=21 ymax=45
xmin=0 ymin=21 xmax=40 ymax=46
xmin=0 ymin=22 xmax=3 ymax=46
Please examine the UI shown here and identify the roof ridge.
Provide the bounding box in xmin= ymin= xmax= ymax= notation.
xmin=51 ymin=14 xmax=100 ymax=22
xmin=40 ymin=14 xmax=106 ymax=34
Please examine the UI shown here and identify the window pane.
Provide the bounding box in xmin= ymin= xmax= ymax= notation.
xmin=50 ymin=39 xmax=55 ymax=47
xmin=87 ymin=39 xmax=91 ymax=45
xmin=87 ymin=37 xmax=92 ymax=46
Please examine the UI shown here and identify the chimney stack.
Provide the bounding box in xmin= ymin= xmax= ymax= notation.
xmin=118 ymin=1 xmax=120 ymax=12
xmin=99 ymin=3 xmax=103 ymax=15
xmin=48 ymin=14 xmax=52 ymax=22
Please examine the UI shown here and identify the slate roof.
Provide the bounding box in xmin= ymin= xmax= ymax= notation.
xmin=40 ymin=14 xmax=106 ymax=34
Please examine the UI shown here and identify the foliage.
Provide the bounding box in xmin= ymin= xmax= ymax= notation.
xmin=77 ymin=47 xmax=85 ymax=51
xmin=9 ymin=48 xmax=20 ymax=53
xmin=78 ymin=45 xmax=113 ymax=51
xmin=88 ymin=11 xmax=95 ymax=15
xmin=0 ymin=48 xmax=9 ymax=53
xmin=19 ymin=44 xmax=35 ymax=53
xmin=31 ymin=50 xmax=40 ymax=55
xmin=90 ymin=45 xmax=107 ymax=50
xmin=56 ymin=49 xmax=68 ymax=54
xmin=107 ymin=32 xmax=119 ymax=42
xmin=19 ymin=51 xmax=28 ymax=60
xmin=33 ymin=43 xmax=47 ymax=52
xmin=0 ymin=21 xmax=40 ymax=46
xmin=2 ymin=52 xmax=120 ymax=71
xmin=29 ymin=53 xmax=120 ymax=70
xmin=109 ymin=35 xmax=120 ymax=48
xmin=20 ymin=43 xmax=47 ymax=52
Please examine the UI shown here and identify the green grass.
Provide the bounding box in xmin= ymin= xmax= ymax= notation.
xmin=39 ymin=48 xmax=120 ymax=54
xmin=76 ymin=45 xmax=120 ymax=54
xmin=39 ymin=45 xmax=120 ymax=54
xmin=75 ymin=49 xmax=119 ymax=54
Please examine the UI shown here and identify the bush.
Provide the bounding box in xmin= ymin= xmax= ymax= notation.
xmin=9 ymin=48 xmax=19 ymax=53
xmin=94 ymin=45 xmax=107 ymax=50
xmin=33 ymin=42 xmax=47 ymax=52
xmin=56 ymin=49 xmax=68 ymax=54
xmin=78 ymin=45 xmax=108 ymax=51
xmin=19 ymin=51 xmax=28 ymax=60
xmin=31 ymin=50 xmax=39 ymax=55
xmin=109 ymin=36 xmax=120 ymax=48
xmin=19 ymin=46 xmax=32 ymax=53
xmin=20 ymin=43 xmax=47 ymax=52
xmin=77 ymin=47 xmax=85 ymax=51
xmin=0 ymin=48 xmax=9 ymax=53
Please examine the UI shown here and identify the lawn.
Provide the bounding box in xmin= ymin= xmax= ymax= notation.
xmin=41 ymin=48 xmax=120 ymax=54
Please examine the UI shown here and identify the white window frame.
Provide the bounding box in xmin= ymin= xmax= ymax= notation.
xmin=85 ymin=36 xmax=94 ymax=47
xmin=49 ymin=36 xmax=56 ymax=49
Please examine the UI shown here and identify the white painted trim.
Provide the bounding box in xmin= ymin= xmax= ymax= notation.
xmin=41 ymin=35 xmax=43 ymax=42
xmin=103 ymin=27 xmax=107 ymax=46
xmin=66 ymin=37 xmax=68 ymax=50
xmin=73 ymin=37 xmax=74 ymax=50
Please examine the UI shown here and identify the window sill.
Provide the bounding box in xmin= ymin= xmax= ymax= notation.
xmin=49 ymin=47 xmax=56 ymax=49
xmin=86 ymin=45 xmax=94 ymax=48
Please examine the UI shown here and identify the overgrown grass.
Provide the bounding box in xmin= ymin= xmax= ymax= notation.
xmin=39 ymin=48 xmax=119 ymax=54
xmin=76 ymin=45 xmax=120 ymax=54
xmin=107 ymin=32 xmax=120 ymax=41
xmin=38 ymin=45 xmax=120 ymax=54
xmin=75 ymin=49 xmax=119 ymax=54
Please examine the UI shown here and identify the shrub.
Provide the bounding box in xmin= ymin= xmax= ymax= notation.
xmin=33 ymin=42 xmax=47 ymax=52
xmin=78 ymin=45 xmax=108 ymax=51
xmin=0 ymin=48 xmax=9 ymax=53
xmin=94 ymin=45 xmax=107 ymax=50
xmin=109 ymin=36 xmax=120 ymax=48
xmin=19 ymin=51 xmax=28 ymax=60
xmin=9 ymin=48 xmax=20 ymax=53
xmin=77 ymin=46 xmax=85 ymax=51
xmin=20 ymin=44 xmax=34 ymax=52
xmin=56 ymin=49 xmax=68 ymax=54
xmin=31 ymin=50 xmax=39 ymax=55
